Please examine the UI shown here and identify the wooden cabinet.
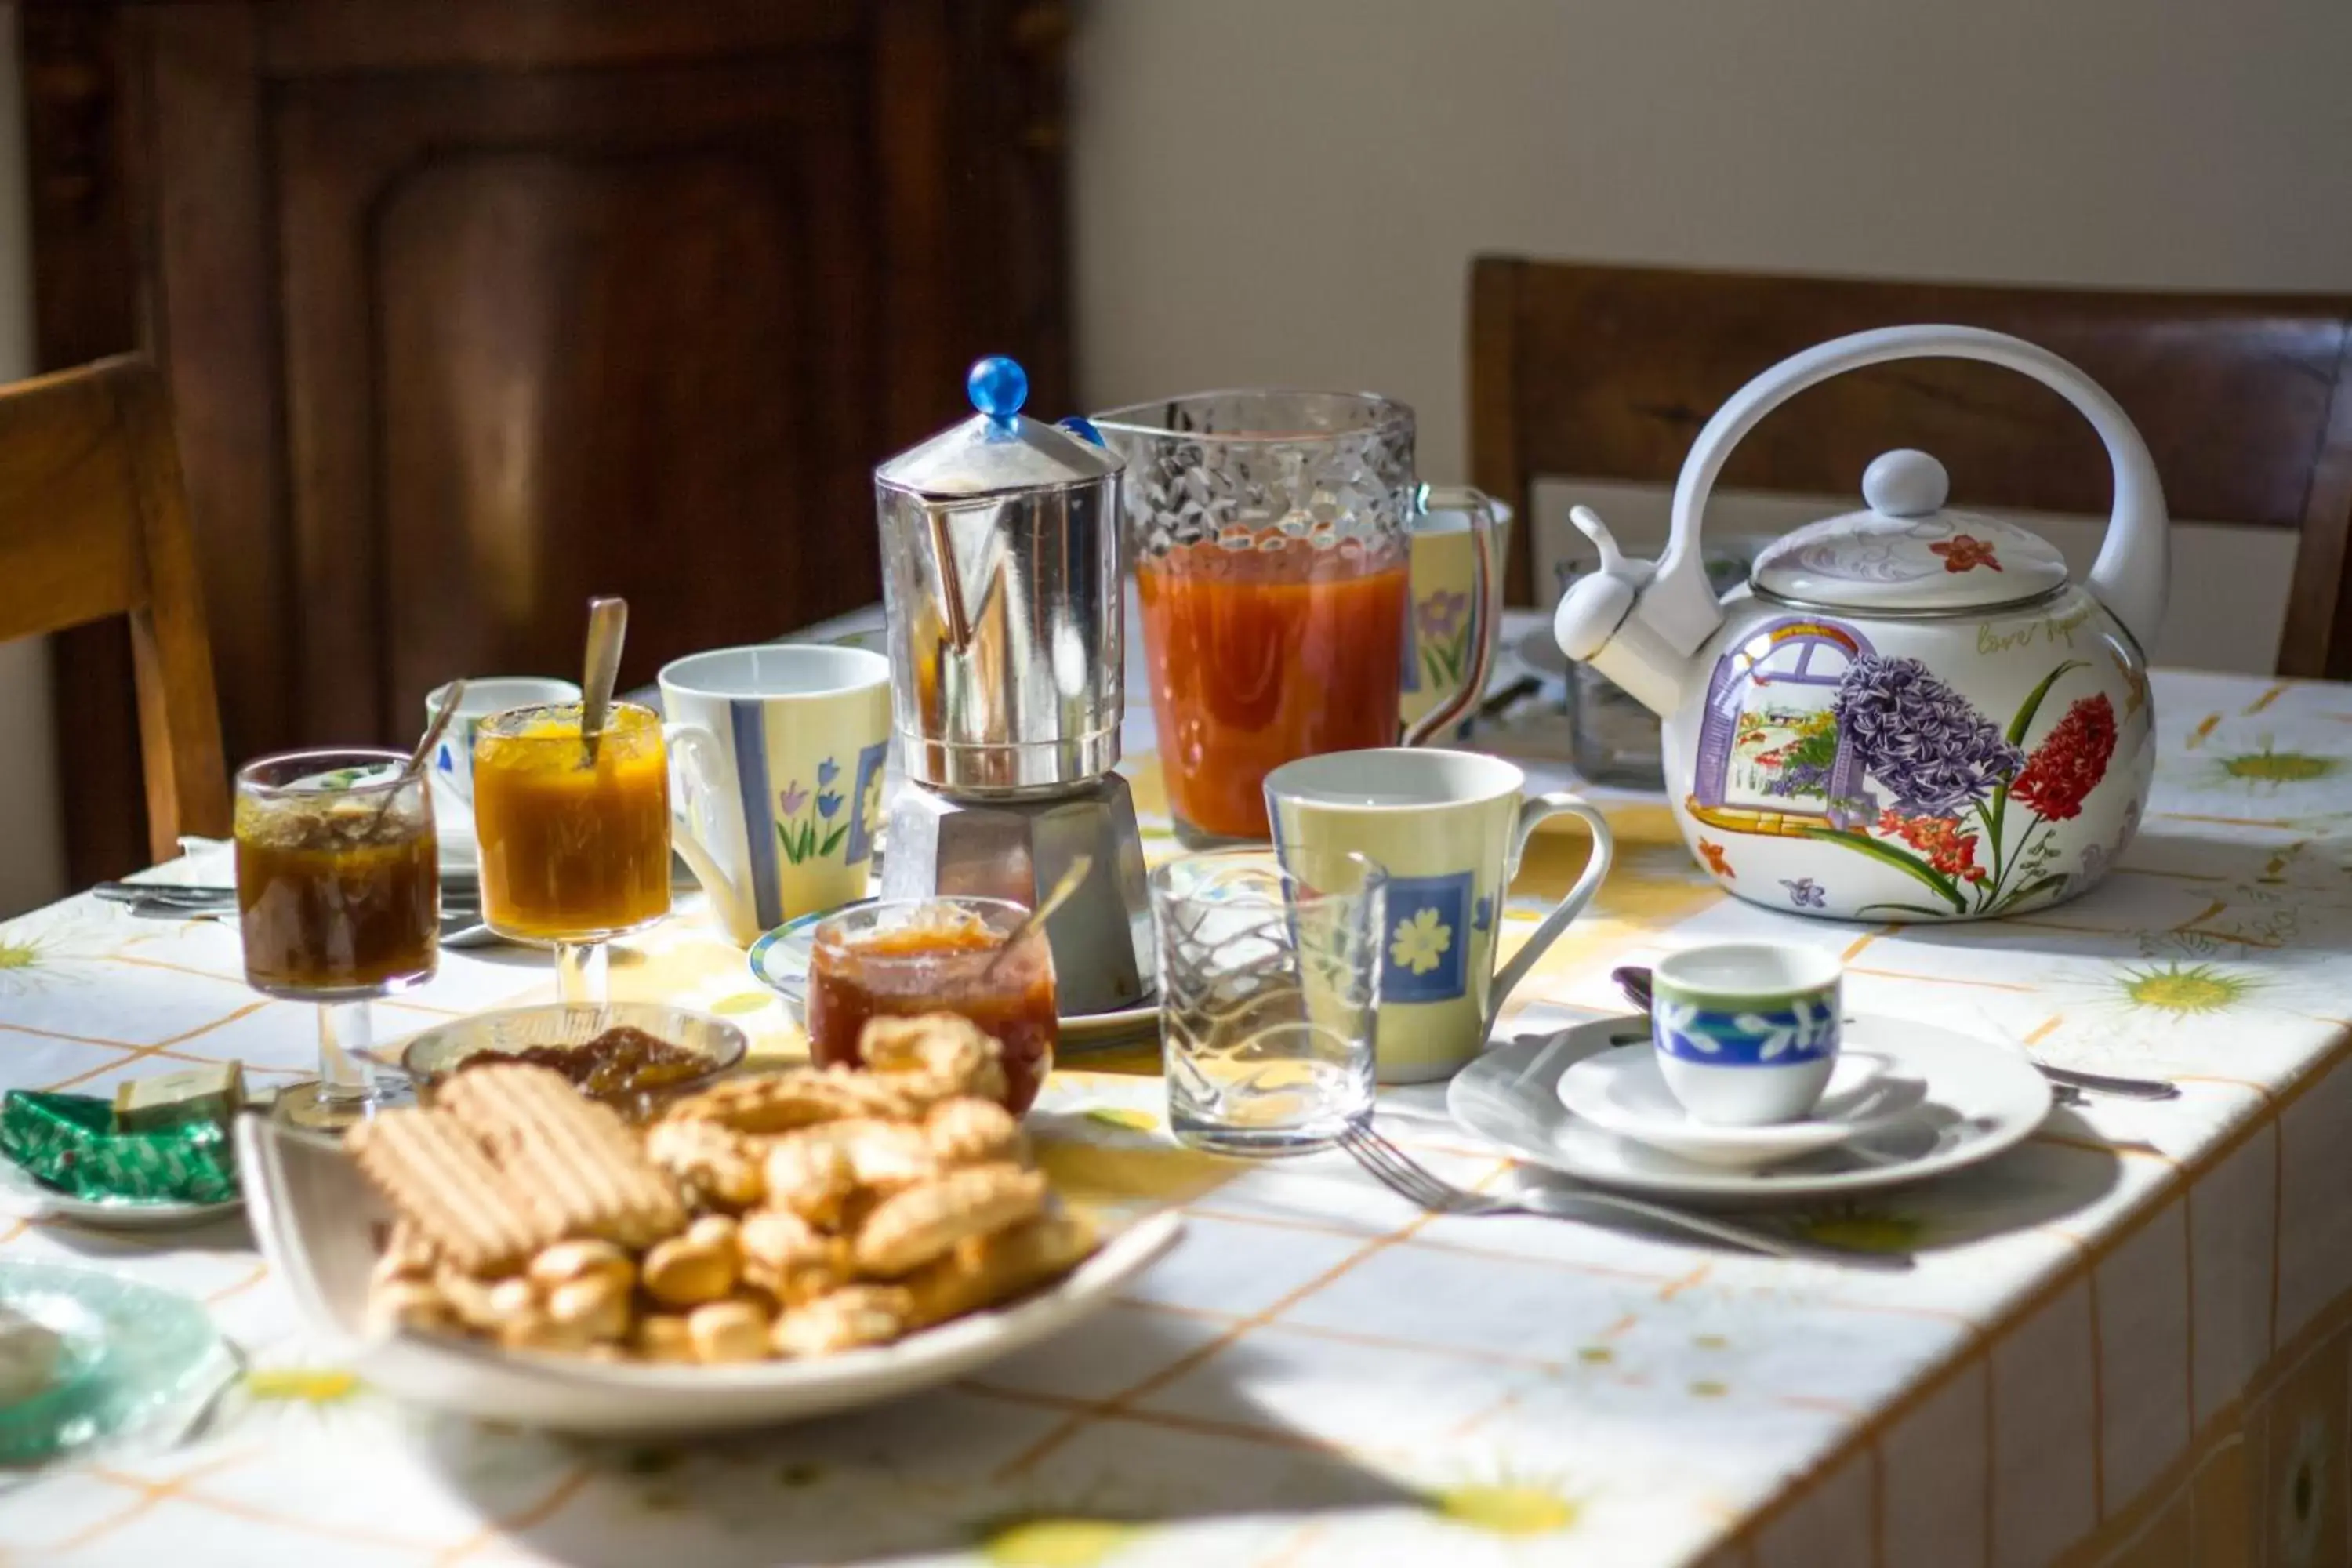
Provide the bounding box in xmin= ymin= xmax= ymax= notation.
xmin=22 ymin=0 xmax=1074 ymax=881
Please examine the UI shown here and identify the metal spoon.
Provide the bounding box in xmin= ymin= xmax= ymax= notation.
xmin=372 ymin=679 xmax=466 ymax=830
xmin=982 ymin=854 xmax=1095 ymax=983
xmin=578 ymin=596 xmax=628 ymax=766
xmin=1610 ymin=964 xmax=2180 ymax=1101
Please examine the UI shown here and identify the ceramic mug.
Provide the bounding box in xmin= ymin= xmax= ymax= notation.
xmin=1264 ymin=748 xmax=1614 ymax=1083
xmin=423 ymin=677 xmax=583 ymax=804
xmin=658 ymin=646 xmax=891 ymax=946
xmin=1649 ymin=942 xmax=1843 ymax=1125
xmin=1399 ymin=499 xmax=1513 ymax=731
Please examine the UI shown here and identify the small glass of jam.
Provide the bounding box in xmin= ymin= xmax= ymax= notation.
xmin=234 ymin=749 xmax=439 ymax=1131
xmin=804 ymin=898 xmax=1057 ymax=1114
xmin=471 ymin=701 xmax=672 ymax=1004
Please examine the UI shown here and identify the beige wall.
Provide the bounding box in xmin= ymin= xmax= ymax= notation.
xmin=1069 ymin=0 xmax=2352 ymax=672
xmin=0 ymin=7 xmax=64 ymax=916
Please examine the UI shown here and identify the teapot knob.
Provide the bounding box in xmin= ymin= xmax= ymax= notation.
xmin=1861 ymin=449 xmax=1949 ymax=518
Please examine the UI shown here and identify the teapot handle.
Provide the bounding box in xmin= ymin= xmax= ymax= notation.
xmin=1644 ymin=325 xmax=2169 ymax=655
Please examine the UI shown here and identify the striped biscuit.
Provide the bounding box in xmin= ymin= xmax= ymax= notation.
xmin=438 ymin=1064 xmax=685 ymax=1248
xmin=348 ymin=1107 xmax=550 ymax=1274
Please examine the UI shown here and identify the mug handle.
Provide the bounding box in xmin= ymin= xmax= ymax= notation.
xmin=662 ymin=722 xmax=758 ymax=945
xmin=1483 ymin=793 xmax=1614 ymax=1040
xmin=1400 ymin=485 xmax=1501 ymax=746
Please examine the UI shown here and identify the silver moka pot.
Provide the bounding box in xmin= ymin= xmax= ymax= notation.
xmin=872 ymin=357 xmax=1152 ymax=1013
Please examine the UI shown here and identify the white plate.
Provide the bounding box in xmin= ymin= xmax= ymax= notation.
xmin=237 ymin=1116 xmax=1182 ymax=1436
xmin=0 ymin=1154 xmax=244 ymax=1231
xmin=1450 ymin=1013 xmax=2051 ymax=1202
xmin=1555 ymin=1045 xmax=1918 ymax=1170
xmin=747 ymin=913 xmax=1160 ymax=1051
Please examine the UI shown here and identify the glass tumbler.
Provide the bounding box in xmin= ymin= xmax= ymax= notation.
xmin=1150 ymin=848 xmax=1385 ymax=1156
xmin=234 ymin=749 xmax=438 ymax=1131
xmin=1095 ymin=391 xmax=1499 ymax=846
xmin=471 ymin=701 xmax=672 ymax=1003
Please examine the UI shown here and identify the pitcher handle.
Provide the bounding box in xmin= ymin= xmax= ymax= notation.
xmin=1484 ymin=795 xmax=1614 ymax=1040
xmin=663 ymin=722 xmax=757 ymax=946
xmin=1402 ymin=484 xmax=1501 ymax=746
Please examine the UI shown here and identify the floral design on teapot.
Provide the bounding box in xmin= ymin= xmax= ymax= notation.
xmin=1689 ymin=615 xmax=2122 ymax=917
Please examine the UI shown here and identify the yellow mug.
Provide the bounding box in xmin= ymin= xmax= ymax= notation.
xmin=1400 ymin=498 xmax=1515 ymax=731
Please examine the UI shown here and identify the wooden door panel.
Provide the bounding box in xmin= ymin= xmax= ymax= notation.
xmin=277 ymin=56 xmax=882 ymax=740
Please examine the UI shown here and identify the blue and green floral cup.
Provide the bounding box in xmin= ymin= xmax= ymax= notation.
xmin=1650 ymin=942 xmax=1843 ymax=1125
xmin=1265 ymin=748 xmax=1613 ymax=1083
xmin=659 ymin=646 xmax=891 ymax=946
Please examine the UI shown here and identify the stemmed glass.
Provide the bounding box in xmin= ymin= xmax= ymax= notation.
xmin=234 ymin=750 xmax=437 ymax=1131
xmin=470 ymin=701 xmax=671 ymax=1003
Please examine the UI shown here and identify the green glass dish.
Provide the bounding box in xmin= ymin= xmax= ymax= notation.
xmin=0 ymin=1261 xmax=234 ymax=1466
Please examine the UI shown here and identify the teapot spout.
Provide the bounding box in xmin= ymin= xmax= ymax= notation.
xmin=1551 ymin=506 xmax=1697 ymax=719
xmin=1579 ymin=608 xmax=1691 ymax=718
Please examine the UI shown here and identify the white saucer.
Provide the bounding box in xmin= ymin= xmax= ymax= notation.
xmin=1555 ymin=1045 xmax=1916 ymax=1170
xmin=1450 ymin=1013 xmax=2051 ymax=1202
xmin=746 ymin=912 xmax=1159 ymax=1051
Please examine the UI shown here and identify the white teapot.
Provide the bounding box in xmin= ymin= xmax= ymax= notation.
xmin=1553 ymin=326 xmax=2166 ymax=923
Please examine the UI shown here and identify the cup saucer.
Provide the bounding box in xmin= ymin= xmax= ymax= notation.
xmin=1555 ymin=1044 xmax=1918 ymax=1170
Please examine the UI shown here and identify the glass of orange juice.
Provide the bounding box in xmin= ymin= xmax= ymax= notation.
xmin=472 ymin=701 xmax=670 ymax=1002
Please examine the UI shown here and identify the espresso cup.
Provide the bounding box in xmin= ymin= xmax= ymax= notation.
xmin=1649 ymin=942 xmax=1843 ymax=1125
xmin=423 ymin=677 xmax=583 ymax=804
xmin=1264 ymin=748 xmax=1614 ymax=1083
xmin=658 ymin=646 xmax=891 ymax=946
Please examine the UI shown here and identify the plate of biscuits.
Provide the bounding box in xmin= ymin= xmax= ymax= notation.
xmin=238 ymin=1013 xmax=1182 ymax=1435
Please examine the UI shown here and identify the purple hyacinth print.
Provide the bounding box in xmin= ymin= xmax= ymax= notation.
xmin=1831 ymin=655 xmax=2022 ymax=818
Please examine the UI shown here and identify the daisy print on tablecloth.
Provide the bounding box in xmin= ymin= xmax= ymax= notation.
xmin=0 ymin=905 xmax=125 ymax=994
xmin=2013 ymin=930 xmax=2350 ymax=1075
xmin=2158 ymin=716 xmax=2348 ymax=805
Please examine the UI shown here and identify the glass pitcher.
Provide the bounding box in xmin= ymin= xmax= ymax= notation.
xmin=1094 ymin=391 xmax=1499 ymax=845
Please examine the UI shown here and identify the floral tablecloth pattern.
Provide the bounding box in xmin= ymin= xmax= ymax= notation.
xmin=3 ymin=643 xmax=2351 ymax=1567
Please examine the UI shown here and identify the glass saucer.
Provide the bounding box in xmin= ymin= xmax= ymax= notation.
xmin=0 ymin=1261 xmax=236 ymax=1465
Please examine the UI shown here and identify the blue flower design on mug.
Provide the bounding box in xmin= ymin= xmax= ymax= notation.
xmin=1381 ymin=872 xmax=1472 ymax=1004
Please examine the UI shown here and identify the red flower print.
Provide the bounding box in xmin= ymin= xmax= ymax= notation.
xmin=1929 ymin=534 xmax=2003 ymax=574
xmin=1697 ymin=838 xmax=1735 ymax=879
xmin=2009 ymin=693 xmax=2118 ymax=821
xmin=1872 ymin=809 xmax=1987 ymax=882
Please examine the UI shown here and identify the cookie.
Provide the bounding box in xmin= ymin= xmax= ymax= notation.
xmin=664 ymin=1066 xmax=922 ymax=1134
xmin=347 ymin=1106 xmax=550 ymax=1274
xmin=438 ymin=1064 xmax=685 ymax=1248
xmin=851 ymin=1162 xmax=1046 ymax=1276
xmin=643 ymin=1119 xmax=765 ymax=1210
xmin=858 ymin=1014 xmax=1007 ymax=1106
xmin=901 ymin=1210 xmax=1098 ymax=1327
xmin=772 ymin=1285 xmax=912 ymax=1357
xmin=761 ymin=1131 xmax=859 ymax=1228
xmin=924 ymin=1097 xmax=1022 ymax=1166
xmin=738 ymin=1210 xmax=849 ymax=1305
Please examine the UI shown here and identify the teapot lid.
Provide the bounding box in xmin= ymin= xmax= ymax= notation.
xmin=1749 ymin=449 xmax=2071 ymax=612
xmin=875 ymin=356 xmax=1123 ymax=502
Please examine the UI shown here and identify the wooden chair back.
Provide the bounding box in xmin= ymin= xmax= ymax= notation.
xmin=1468 ymin=259 xmax=2352 ymax=678
xmin=0 ymin=356 xmax=227 ymax=860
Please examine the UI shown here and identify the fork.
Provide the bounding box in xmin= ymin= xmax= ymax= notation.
xmin=1335 ymin=1121 xmax=1913 ymax=1270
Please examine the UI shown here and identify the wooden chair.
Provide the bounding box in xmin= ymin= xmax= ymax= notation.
xmin=1468 ymin=259 xmax=2352 ymax=679
xmin=0 ymin=356 xmax=228 ymax=861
